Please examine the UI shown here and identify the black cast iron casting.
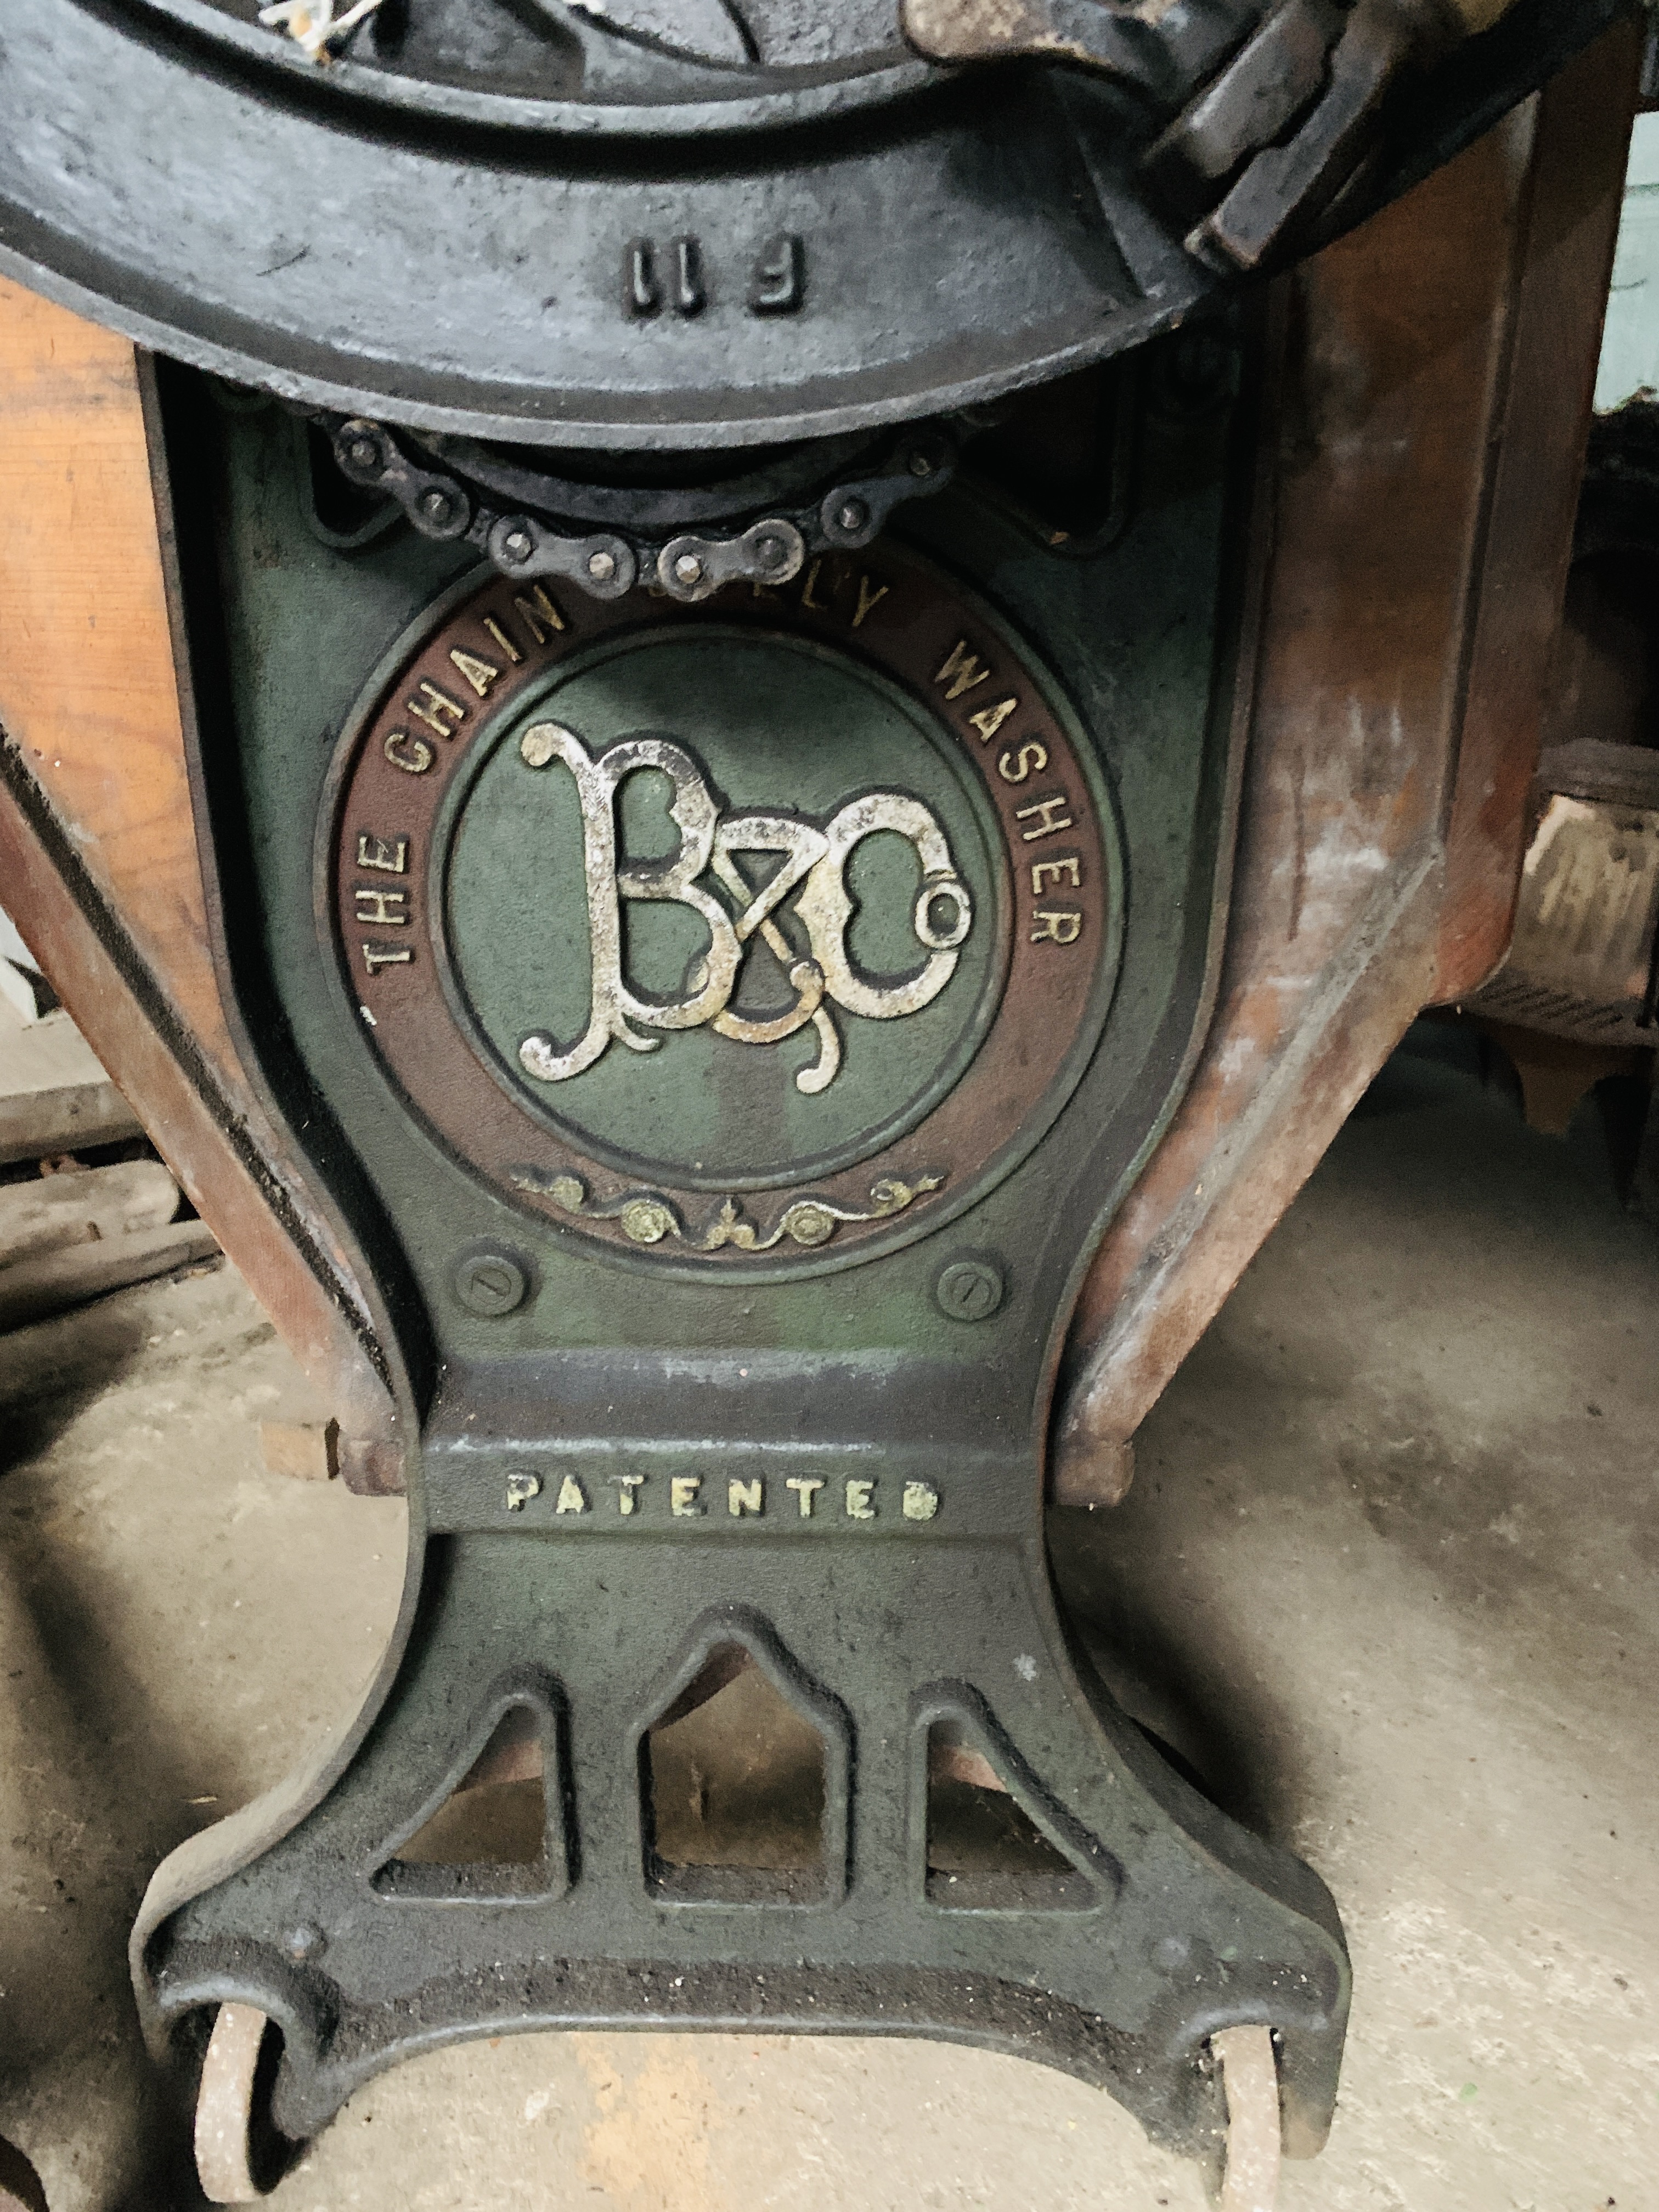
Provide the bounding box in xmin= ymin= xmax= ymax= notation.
xmin=0 ymin=0 xmax=1622 ymax=448
xmin=130 ymin=342 xmax=1348 ymax=2183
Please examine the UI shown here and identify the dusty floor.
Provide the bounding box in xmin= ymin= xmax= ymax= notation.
xmin=0 ymin=1030 xmax=1653 ymax=2211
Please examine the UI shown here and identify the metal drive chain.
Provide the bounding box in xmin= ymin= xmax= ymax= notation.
xmin=327 ymin=419 xmax=958 ymax=603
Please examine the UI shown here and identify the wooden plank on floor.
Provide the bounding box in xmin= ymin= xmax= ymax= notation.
xmin=0 ymin=996 xmax=143 ymax=1163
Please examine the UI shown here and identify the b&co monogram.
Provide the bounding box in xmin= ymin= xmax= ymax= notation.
xmin=514 ymin=720 xmax=973 ymax=1097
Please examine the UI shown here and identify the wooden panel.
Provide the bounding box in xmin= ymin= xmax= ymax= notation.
xmin=0 ymin=776 xmax=381 ymax=1406
xmin=0 ymin=280 xmax=400 ymax=1481
xmin=1055 ymin=29 xmax=1637 ymax=1501
xmin=1430 ymin=18 xmax=1639 ymax=998
xmin=0 ymin=279 xmax=231 ymax=1058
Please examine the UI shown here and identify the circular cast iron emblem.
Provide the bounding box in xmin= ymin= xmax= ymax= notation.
xmin=324 ymin=545 xmax=1122 ymax=1268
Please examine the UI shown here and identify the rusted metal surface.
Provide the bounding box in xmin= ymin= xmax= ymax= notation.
xmin=1053 ymin=21 xmax=1638 ymax=1508
xmin=0 ymin=283 xmax=401 ymax=1487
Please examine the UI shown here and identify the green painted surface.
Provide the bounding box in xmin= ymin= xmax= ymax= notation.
xmin=195 ymin=349 xmax=1239 ymax=1383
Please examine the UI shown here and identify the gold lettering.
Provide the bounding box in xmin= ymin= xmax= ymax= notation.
xmin=356 ymin=833 xmax=408 ymax=874
xmin=1031 ymin=856 xmax=1081 ymax=894
xmin=353 ymin=887 xmax=408 ymax=927
xmin=449 ymin=648 xmax=501 ymax=698
xmin=384 ymin=729 xmax=433 ymax=775
xmin=361 ymin=944 xmax=413 ymax=973
xmin=968 ymin=696 xmax=1017 ymax=744
xmin=512 ymin=584 xmax=566 ymax=645
xmin=728 ymin=1477 xmax=764 ymax=1517
xmin=670 ymin=1475 xmax=704 ymax=1517
xmin=934 ymin=639 xmax=992 ymax=700
xmin=555 ymin=1474 xmax=589 ymax=1515
xmin=799 ymin=558 xmax=828 ymax=612
xmin=505 ymin=1471 xmax=541 ymax=1511
xmin=610 ymin=1474 xmax=646 ymax=1516
xmin=1015 ymin=793 xmax=1074 ymax=842
xmin=851 ymin=575 xmax=889 ymax=629
xmin=407 ymin=681 xmax=466 ymax=737
xmin=785 ymin=1476 xmax=824 ymax=1517
xmin=1031 ymin=909 xmax=1084 ymax=946
xmin=902 ymin=1481 xmax=940 ymax=1522
xmin=844 ymin=1478 xmax=876 ymax=1520
xmin=482 ymin=616 xmax=523 ymax=665
xmin=997 ymin=740 xmax=1048 ymax=785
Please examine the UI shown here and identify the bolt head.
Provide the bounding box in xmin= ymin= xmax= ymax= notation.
xmin=935 ymin=1256 xmax=1005 ymax=1323
xmin=454 ymin=1249 xmax=529 ymax=1318
xmin=503 ymin=527 xmax=533 ymax=563
xmin=588 ymin=549 xmax=617 ymax=582
xmin=752 ymin=533 xmax=786 ymax=570
xmin=674 ymin=553 xmax=704 ymax=586
xmin=837 ymin=498 xmax=870 ymax=534
xmin=419 ymin=488 xmax=454 ymax=526
xmin=907 ymin=449 xmax=935 ymax=478
xmin=346 ymin=435 xmax=380 ymax=472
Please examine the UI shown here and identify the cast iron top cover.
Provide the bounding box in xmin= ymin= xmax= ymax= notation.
xmin=0 ymin=0 xmax=1613 ymax=448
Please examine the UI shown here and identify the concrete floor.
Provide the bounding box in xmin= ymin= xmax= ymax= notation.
xmin=0 ymin=1031 xmax=1653 ymax=2210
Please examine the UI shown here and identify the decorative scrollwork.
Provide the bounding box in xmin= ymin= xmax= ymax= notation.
xmin=509 ymin=1166 xmax=945 ymax=1250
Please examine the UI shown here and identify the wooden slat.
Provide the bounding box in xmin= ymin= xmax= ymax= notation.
xmin=1057 ymin=27 xmax=1638 ymax=1511
xmin=0 ymin=279 xmax=230 ymax=1058
xmin=0 ymin=997 xmax=142 ymax=1164
xmin=1430 ymin=20 xmax=1638 ymax=998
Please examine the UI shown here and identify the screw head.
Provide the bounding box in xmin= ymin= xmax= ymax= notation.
xmin=502 ymin=526 xmax=533 ymax=563
xmin=674 ymin=552 xmax=704 ymax=586
xmin=752 ymin=533 xmax=786 ymax=571
xmin=588 ymin=548 xmax=617 ymax=582
xmin=935 ymin=1256 xmax=1005 ymax=1324
xmin=453 ymin=1249 xmax=529 ymax=1318
xmin=419 ymin=487 xmax=455 ymax=528
xmin=837 ymin=498 xmax=870 ymax=534
xmin=346 ymin=435 xmax=380 ymax=473
xmin=906 ymin=448 xmax=935 ymax=478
